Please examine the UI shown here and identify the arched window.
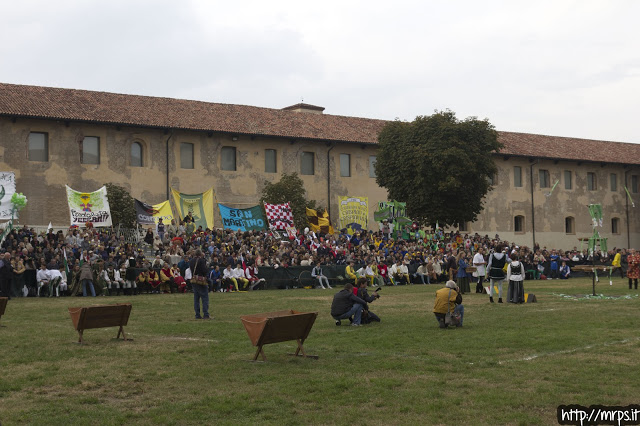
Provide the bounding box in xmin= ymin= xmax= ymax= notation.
xmin=565 ymin=216 xmax=575 ymax=234
xmin=131 ymin=142 xmax=143 ymax=167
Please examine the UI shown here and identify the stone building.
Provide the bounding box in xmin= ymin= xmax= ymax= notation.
xmin=0 ymin=83 xmax=638 ymax=249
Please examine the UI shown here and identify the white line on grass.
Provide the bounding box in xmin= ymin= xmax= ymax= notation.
xmin=496 ymin=337 xmax=640 ymax=364
xmin=126 ymin=333 xmax=219 ymax=343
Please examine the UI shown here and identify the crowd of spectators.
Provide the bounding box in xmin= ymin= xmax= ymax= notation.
xmin=0 ymin=218 xmax=635 ymax=299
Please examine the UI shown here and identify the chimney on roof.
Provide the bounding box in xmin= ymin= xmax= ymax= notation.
xmin=282 ymin=103 xmax=325 ymax=115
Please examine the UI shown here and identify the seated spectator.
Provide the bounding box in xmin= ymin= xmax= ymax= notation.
xmin=160 ymin=263 xmax=174 ymax=293
xmin=101 ymin=264 xmax=121 ymax=296
xmin=345 ymin=261 xmax=358 ymax=283
xmin=51 ymin=266 xmax=67 ymax=296
xmin=559 ymin=261 xmax=571 ymax=279
xmin=207 ymin=265 xmax=220 ymax=292
xmin=391 ymin=260 xmax=410 ymax=285
xmin=36 ymin=263 xmax=51 ymax=297
xmin=378 ymin=261 xmax=393 ymax=285
xmin=311 ymin=262 xmax=331 ymax=289
xmin=137 ymin=269 xmax=149 ymax=293
xmin=415 ymin=262 xmax=429 ymax=284
xmin=244 ymin=263 xmax=265 ymax=290
xmin=234 ymin=264 xmax=249 ymax=291
xmin=223 ymin=264 xmax=238 ymax=292
xmin=148 ymin=268 xmax=161 ymax=293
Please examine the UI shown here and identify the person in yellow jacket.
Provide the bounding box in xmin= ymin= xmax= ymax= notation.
xmin=433 ymin=280 xmax=464 ymax=328
xmin=612 ymin=249 xmax=624 ymax=278
xmin=345 ymin=261 xmax=358 ymax=283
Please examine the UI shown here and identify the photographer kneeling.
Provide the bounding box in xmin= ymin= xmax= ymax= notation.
xmin=433 ymin=280 xmax=464 ymax=329
xmin=356 ymin=277 xmax=381 ymax=324
xmin=331 ymin=282 xmax=368 ymax=326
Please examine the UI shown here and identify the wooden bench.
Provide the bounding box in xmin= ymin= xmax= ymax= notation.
xmin=68 ymin=303 xmax=132 ymax=344
xmin=0 ymin=297 xmax=7 ymax=327
xmin=240 ymin=310 xmax=318 ymax=361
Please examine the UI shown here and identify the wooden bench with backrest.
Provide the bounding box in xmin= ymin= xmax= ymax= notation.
xmin=240 ymin=310 xmax=318 ymax=361
xmin=68 ymin=303 xmax=132 ymax=344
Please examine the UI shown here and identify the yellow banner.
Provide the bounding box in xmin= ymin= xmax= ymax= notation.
xmin=171 ymin=188 xmax=215 ymax=230
xmin=152 ymin=200 xmax=174 ymax=224
xmin=338 ymin=196 xmax=368 ymax=234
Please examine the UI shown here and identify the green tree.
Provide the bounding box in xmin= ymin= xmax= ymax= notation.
xmin=375 ymin=110 xmax=502 ymax=227
xmin=259 ymin=173 xmax=320 ymax=230
xmin=104 ymin=183 xmax=137 ymax=228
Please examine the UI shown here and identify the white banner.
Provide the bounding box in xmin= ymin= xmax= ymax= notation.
xmin=0 ymin=172 xmax=16 ymax=219
xmin=66 ymin=185 xmax=113 ymax=227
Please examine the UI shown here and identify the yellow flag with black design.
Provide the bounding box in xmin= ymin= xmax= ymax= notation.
xmin=306 ymin=207 xmax=334 ymax=234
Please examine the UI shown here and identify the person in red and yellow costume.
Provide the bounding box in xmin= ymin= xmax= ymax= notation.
xmin=626 ymin=248 xmax=639 ymax=290
xmin=148 ymin=268 xmax=161 ymax=293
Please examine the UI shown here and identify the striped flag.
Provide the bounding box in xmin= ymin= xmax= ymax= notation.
xmin=63 ymin=248 xmax=70 ymax=275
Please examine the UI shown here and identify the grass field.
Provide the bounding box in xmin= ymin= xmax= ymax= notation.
xmin=1 ymin=277 xmax=639 ymax=425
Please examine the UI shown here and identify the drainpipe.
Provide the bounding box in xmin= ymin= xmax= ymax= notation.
xmin=530 ymin=159 xmax=539 ymax=248
xmin=326 ymin=143 xmax=336 ymax=218
xmin=624 ymin=168 xmax=632 ymax=248
xmin=165 ymin=130 xmax=173 ymax=200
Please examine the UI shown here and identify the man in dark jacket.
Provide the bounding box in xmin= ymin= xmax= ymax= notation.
xmin=330 ymin=283 xmax=367 ymax=326
xmin=356 ymin=278 xmax=380 ymax=323
xmin=0 ymin=252 xmax=13 ymax=299
xmin=190 ymin=250 xmax=210 ymax=320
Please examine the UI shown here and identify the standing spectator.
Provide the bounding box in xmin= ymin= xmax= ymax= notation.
xmin=190 ymin=250 xmax=210 ymax=320
xmin=12 ymin=257 xmax=26 ymax=297
xmin=473 ymin=248 xmax=486 ymax=293
xmin=612 ymin=249 xmax=623 ymax=278
xmin=78 ymin=260 xmax=96 ymax=297
xmin=456 ymin=252 xmax=470 ymax=294
xmin=0 ymin=252 xmax=13 ymax=299
xmin=447 ymin=253 xmax=458 ymax=281
xmin=549 ymin=250 xmax=560 ymax=279
xmin=506 ymin=254 xmax=525 ymax=303
xmin=156 ymin=218 xmax=166 ymax=242
xmin=627 ymin=248 xmax=639 ymax=290
xmin=487 ymin=247 xmax=507 ymax=303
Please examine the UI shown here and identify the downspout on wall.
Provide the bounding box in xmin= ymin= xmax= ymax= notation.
xmin=326 ymin=142 xmax=336 ymax=220
xmin=530 ymin=159 xmax=539 ymax=248
xmin=165 ymin=130 xmax=173 ymax=200
xmin=624 ymin=168 xmax=633 ymax=248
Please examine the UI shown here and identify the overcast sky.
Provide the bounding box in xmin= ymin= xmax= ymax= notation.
xmin=1 ymin=1 xmax=639 ymax=143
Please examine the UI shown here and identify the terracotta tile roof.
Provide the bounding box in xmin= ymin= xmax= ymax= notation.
xmin=497 ymin=131 xmax=640 ymax=165
xmin=0 ymin=83 xmax=385 ymax=144
xmin=1 ymin=83 xmax=639 ymax=165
